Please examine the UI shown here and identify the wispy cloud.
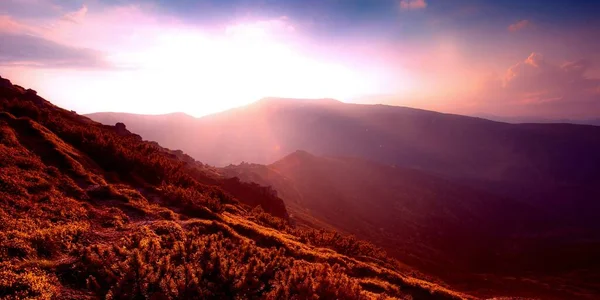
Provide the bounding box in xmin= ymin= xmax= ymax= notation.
xmin=508 ymin=19 xmax=531 ymax=32
xmin=0 ymin=15 xmax=43 ymax=35
xmin=400 ymin=0 xmax=427 ymax=11
xmin=0 ymin=6 xmax=111 ymax=69
xmin=0 ymin=33 xmax=110 ymax=69
xmin=61 ymin=5 xmax=88 ymax=24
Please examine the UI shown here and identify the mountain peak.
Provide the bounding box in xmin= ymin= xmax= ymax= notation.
xmin=288 ymin=149 xmax=315 ymax=158
xmin=274 ymin=150 xmax=319 ymax=166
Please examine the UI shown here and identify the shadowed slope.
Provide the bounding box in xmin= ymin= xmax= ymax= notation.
xmin=223 ymin=151 xmax=600 ymax=299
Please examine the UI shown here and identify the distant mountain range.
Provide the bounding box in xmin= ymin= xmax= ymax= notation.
xmin=88 ymin=98 xmax=600 ymax=299
xmin=87 ymin=98 xmax=600 ymax=222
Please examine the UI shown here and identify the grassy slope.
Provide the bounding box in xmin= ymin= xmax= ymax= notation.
xmin=0 ymin=76 xmax=469 ymax=299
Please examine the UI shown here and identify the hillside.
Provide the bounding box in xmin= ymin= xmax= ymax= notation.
xmin=0 ymin=76 xmax=469 ymax=299
xmin=223 ymin=152 xmax=600 ymax=299
xmin=224 ymin=152 xmax=533 ymax=269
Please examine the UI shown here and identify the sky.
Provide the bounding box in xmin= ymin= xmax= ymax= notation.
xmin=1 ymin=0 xmax=600 ymax=118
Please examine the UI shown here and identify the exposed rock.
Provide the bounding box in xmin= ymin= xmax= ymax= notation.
xmin=0 ymin=76 xmax=12 ymax=89
xmin=12 ymin=85 xmax=26 ymax=94
xmin=222 ymin=177 xmax=289 ymax=220
xmin=114 ymin=122 xmax=142 ymax=140
xmin=21 ymin=87 xmax=46 ymax=105
xmin=115 ymin=122 xmax=128 ymax=134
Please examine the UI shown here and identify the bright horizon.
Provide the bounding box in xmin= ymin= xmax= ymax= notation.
xmin=1 ymin=0 xmax=600 ymax=118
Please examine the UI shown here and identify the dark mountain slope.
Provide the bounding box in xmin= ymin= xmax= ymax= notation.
xmin=223 ymin=152 xmax=600 ymax=299
xmin=224 ymin=151 xmax=536 ymax=270
xmin=0 ymin=76 xmax=468 ymax=299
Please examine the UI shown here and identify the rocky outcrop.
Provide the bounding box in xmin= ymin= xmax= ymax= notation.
xmin=222 ymin=177 xmax=289 ymax=221
xmin=0 ymin=76 xmax=12 ymax=89
xmin=112 ymin=122 xmax=142 ymax=140
xmin=114 ymin=122 xmax=129 ymax=135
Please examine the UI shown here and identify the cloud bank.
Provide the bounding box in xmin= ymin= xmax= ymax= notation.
xmin=469 ymin=53 xmax=600 ymax=118
xmin=503 ymin=53 xmax=599 ymax=103
xmin=61 ymin=5 xmax=88 ymax=24
xmin=0 ymin=33 xmax=109 ymax=69
xmin=0 ymin=5 xmax=111 ymax=69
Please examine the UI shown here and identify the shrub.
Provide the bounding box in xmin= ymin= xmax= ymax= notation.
xmin=0 ymin=267 xmax=59 ymax=299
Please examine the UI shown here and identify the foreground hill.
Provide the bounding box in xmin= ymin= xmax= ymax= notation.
xmin=223 ymin=151 xmax=600 ymax=299
xmin=0 ymin=76 xmax=468 ymax=299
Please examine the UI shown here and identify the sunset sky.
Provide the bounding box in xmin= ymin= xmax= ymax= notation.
xmin=1 ymin=0 xmax=599 ymax=118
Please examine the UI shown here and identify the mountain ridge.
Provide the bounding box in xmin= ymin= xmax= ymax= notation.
xmin=86 ymin=99 xmax=600 ymax=217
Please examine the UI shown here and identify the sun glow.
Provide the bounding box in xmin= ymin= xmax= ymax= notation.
xmin=3 ymin=7 xmax=390 ymax=117
xmin=101 ymin=23 xmax=377 ymax=116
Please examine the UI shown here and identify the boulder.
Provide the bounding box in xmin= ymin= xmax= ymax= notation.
xmin=114 ymin=122 xmax=131 ymax=135
xmin=12 ymin=85 xmax=26 ymax=94
xmin=114 ymin=122 xmax=142 ymax=140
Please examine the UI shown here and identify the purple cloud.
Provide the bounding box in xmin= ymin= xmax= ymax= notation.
xmin=400 ymin=0 xmax=427 ymax=10
xmin=508 ymin=20 xmax=532 ymax=32
xmin=0 ymin=33 xmax=110 ymax=69
xmin=503 ymin=53 xmax=600 ymax=101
